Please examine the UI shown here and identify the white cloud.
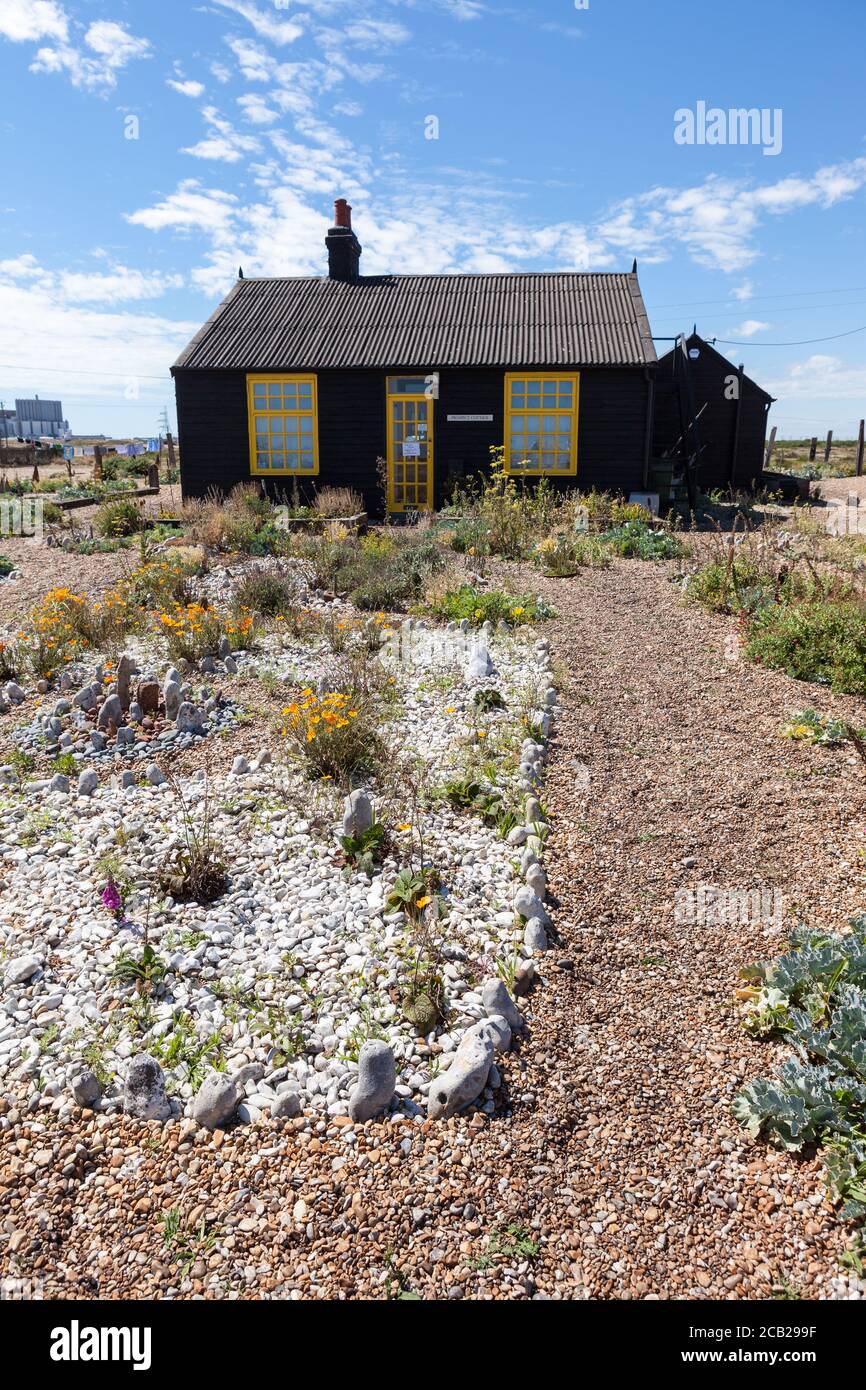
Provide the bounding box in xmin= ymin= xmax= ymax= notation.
xmin=732 ymin=280 xmax=754 ymax=301
xmin=167 ymin=77 xmax=205 ymax=98
xmin=58 ymin=266 xmax=185 ymax=303
xmin=238 ymin=92 xmax=278 ymax=125
xmin=766 ymin=354 xmax=866 ymax=401
xmin=597 ymin=157 xmax=866 ymax=272
xmin=181 ymin=105 xmax=261 ymax=162
xmin=125 ymin=179 xmax=238 ymax=235
xmin=727 ymin=319 xmax=770 ymax=338
xmin=212 ymin=0 xmax=304 ymax=46
xmin=226 ymin=36 xmax=271 ymax=81
xmin=0 ymin=251 xmax=42 ymax=278
xmin=0 ymin=0 xmax=67 ymax=43
xmin=29 ymin=18 xmax=151 ymax=91
xmin=0 ymin=250 xmax=183 ymax=303
xmin=0 ymin=274 xmax=197 ymax=420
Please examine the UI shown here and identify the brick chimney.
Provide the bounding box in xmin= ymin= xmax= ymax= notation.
xmin=325 ymin=198 xmax=362 ymax=282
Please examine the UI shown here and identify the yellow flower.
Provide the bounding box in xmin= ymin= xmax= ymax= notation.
xmin=415 ymin=895 xmax=432 ymax=909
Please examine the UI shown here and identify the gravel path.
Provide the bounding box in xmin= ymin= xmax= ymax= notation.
xmin=3 ymin=554 xmax=866 ymax=1299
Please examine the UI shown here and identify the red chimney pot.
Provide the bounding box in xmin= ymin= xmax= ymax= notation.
xmin=334 ymin=198 xmax=352 ymax=229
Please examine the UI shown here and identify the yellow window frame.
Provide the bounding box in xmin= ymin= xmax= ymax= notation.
xmin=246 ymin=373 xmax=319 ymax=476
xmin=503 ymin=372 xmax=579 ymax=476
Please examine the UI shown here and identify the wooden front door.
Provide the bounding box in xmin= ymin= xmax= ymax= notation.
xmin=386 ymin=382 xmax=433 ymax=512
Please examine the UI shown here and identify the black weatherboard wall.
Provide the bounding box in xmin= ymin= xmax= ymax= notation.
xmin=652 ymin=333 xmax=774 ymax=492
xmin=174 ymin=364 xmax=653 ymax=514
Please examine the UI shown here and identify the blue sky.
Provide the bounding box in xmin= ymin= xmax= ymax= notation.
xmin=1 ymin=0 xmax=865 ymax=439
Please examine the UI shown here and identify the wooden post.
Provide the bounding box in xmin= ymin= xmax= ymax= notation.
xmin=809 ymin=436 xmax=817 ymax=461
xmin=824 ymin=429 xmax=833 ymax=464
xmin=93 ymin=444 xmax=103 ymax=481
xmin=166 ymin=431 xmax=176 ymax=473
xmin=764 ymin=425 xmax=777 ymax=470
xmin=147 ymin=461 xmax=159 ymax=490
xmin=857 ymin=420 xmax=865 ymax=477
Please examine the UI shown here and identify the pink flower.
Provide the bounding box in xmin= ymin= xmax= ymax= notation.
xmin=101 ymin=877 xmax=123 ymax=917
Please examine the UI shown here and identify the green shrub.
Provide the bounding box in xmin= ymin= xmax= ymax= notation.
xmin=95 ymin=498 xmax=142 ymax=538
xmin=734 ymin=919 xmax=866 ymax=1222
xmin=425 ymin=584 xmax=553 ymax=626
xmin=745 ymin=599 xmax=866 ymax=695
xmin=534 ymin=533 xmax=611 ymax=576
xmin=685 ymin=556 xmax=769 ymax=614
xmin=0 ymin=554 xmax=14 ymax=577
xmin=232 ymin=566 xmax=299 ymax=618
xmin=600 ymin=519 xmax=684 ymax=560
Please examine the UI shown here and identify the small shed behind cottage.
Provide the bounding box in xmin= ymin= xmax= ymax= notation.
xmin=652 ymin=332 xmax=774 ymax=495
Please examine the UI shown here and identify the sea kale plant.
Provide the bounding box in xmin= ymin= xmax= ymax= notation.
xmin=733 ymin=918 xmax=866 ymax=1223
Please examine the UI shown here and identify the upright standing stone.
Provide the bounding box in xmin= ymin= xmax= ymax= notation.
xmin=342 ymin=789 xmax=373 ymax=838
xmin=348 ymin=1041 xmax=396 ymax=1121
xmin=116 ymin=653 xmax=134 ymax=709
xmin=124 ymin=1054 xmax=169 ymax=1120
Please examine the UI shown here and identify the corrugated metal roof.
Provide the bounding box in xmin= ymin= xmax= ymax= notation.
xmin=173 ymin=272 xmax=657 ymax=371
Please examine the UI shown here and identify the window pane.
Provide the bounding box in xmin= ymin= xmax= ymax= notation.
xmin=300 ymin=452 xmax=314 ymax=468
xmin=253 ymin=387 xmax=266 ymax=405
xmin=271 ymin=451 xmax=284 ymax=466
xmin=298 ymin=383 xmax=312 ymax=403
xmin=283 ymin=385 xmax=297 ymax=407
xmin=267 ymin=384 xmax=281 ymax=403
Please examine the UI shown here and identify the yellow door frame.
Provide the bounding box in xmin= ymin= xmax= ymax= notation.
xmin=386 ymin=388 xmax=434 ymax=513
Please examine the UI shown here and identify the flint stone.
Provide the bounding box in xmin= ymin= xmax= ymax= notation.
xmin=72 ymin=685 xmax=96 ymax=711
xmin=49 ymin=773 xmax=69 ymax=793
xmin=343 ymin=789 xmax=373 ymax=838
xmin=231 ymin=755 xmax=250 ymax=775
xmin=525 ymin=862 xmax=547 ymax=897
xmin=117 ymin=653 xmax=134 ymax=708
xmin=467 ymin=1014 xmax=512 ymax=1053
xmin=481 ymin=978 xmax=524 ymax=1033
xmin=128 ymin=702 xmax=143 ymax=724
xmin=70 ymin=1068 xmax=101 ymax=1109
xmin=77 ymin=768 xmax=98 ymax=797
xmin=5 ymin=955 xmax=41 ymax=985
xmin=146 ymin=763 xmax=165 ymax=786
xmin=514 ymin=884 xmax=548 ymax=924
xmin=163 ymin=680 xmax=182 ymax=720
xmin=271 ymin=1088 xmax=301 ymax=1120
xmin=524 ymin=917 xmax=548 ymax=953
xmin=176 ymin=702 xmax=206 ymax=735
xmin=193 ymin=1072 xmax=240 ymax=1130
xmin=466 ymin=643 xmax=496 ymax=682
xmin=224 ymin=656 xmax=238 ymax=675
xmin=4 ymin=682 xmax=25 ymax=705
xmin=124 ymin=1054 xmax=169 ymax=1121
xmin=525 ymin=796 xmax=546 ymax=824
xmin=513 ymin=959 xmax=536 ymax=997
xmin=90 ymin=730 xmax=107 ymax=751
xmin=348 ymin=1040 xmax=396 ymax=1122
xmin=137 ymin=678 xmax=160 ymax=714
xmin=97 ymin=694 xmax=122 ymax=730
xmin=427 ymin=1030 xmax=493 ymax=1119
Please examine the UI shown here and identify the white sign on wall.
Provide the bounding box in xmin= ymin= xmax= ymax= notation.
xmin=446 ymin=414 xmax=493 ymax=422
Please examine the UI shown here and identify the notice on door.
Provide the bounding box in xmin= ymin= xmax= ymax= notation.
xmin=402 ymin=440 xmax=421 ymax=457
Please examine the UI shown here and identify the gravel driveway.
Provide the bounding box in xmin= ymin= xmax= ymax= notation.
xmin=3 ymin=554 xmax=865 ymax=1300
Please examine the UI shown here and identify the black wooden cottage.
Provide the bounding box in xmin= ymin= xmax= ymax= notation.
xmin=652 ymin=332 xmax=774 ymax=494
xmin=172 ymin=198 xmax=660 ymax=515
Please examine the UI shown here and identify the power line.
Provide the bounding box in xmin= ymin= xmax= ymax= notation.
xmin=0 ymin=364 xmax=171 ymax=380
xmin=712 ymin=324 xmax=866 ymax=348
